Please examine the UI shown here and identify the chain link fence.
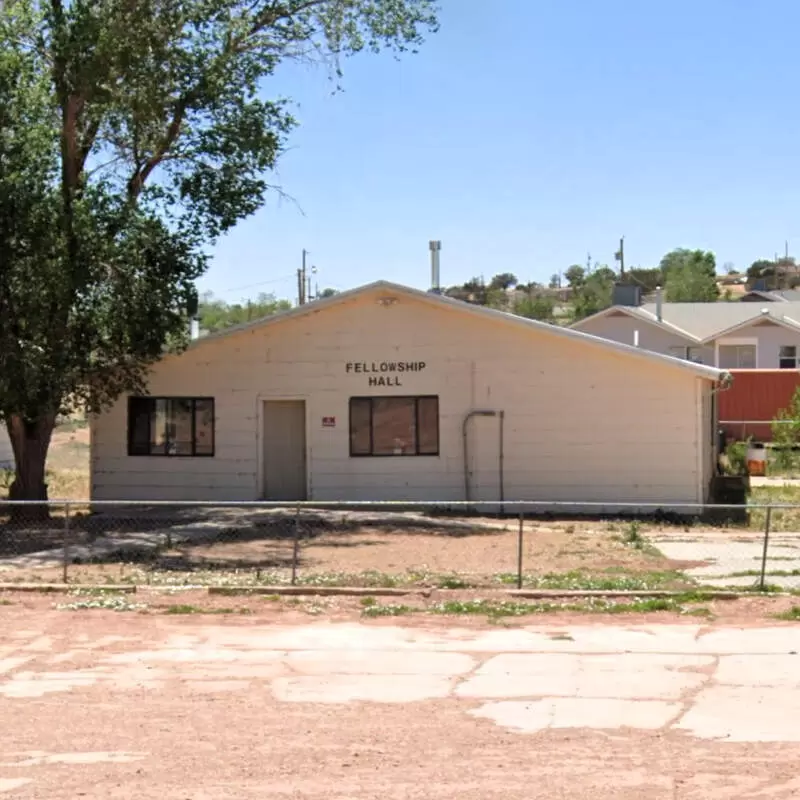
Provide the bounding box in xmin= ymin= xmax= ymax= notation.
xmin=0 ymin=500 xmax=798 ymax=592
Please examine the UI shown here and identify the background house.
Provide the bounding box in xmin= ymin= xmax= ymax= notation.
xmin=91 ymin=281 xmax=725 ymax=509
xmin=572 ymin=296 xmax=800 ymax=441
xmin=572 ymin=299 xmax=800 ymax=369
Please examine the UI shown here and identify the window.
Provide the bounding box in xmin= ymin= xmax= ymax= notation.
xmin=668 ymin=346 xmax=704 ymax=364
xmin=128 ymin=397 xmax=215 ymax=456
xmin=717 ymin=344 xmax=756 ymax=369
xmin=349 ymin=396 xmax=439 ymax=456
xmin=779 ymin=346 xmax=798 ymax=369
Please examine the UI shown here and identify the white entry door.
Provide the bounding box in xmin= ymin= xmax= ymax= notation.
xmin=467 ymin=414 xmax=501 ymax=504
xmin=263 ymin=400 xmax=307 ymax=501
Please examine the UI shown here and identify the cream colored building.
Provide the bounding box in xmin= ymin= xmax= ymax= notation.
xmin=90 ymin=281 xmax=727 ymax=509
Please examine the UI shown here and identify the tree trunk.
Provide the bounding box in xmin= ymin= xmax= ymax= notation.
xmin=6 ymin=413 xmax=57 ymax=523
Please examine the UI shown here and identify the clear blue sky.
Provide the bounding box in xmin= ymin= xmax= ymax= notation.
xmin=200 ymin=0 xmax=800 ymax=303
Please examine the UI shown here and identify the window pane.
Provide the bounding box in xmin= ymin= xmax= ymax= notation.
xmin=150 ymin=399 xmax=169 ymax=455
xmin=718 ymin=345 xmax=756 ymax=369
xmin=417 ymin=397 xmax=439 ymax=455
xmin=128 ymin=398 xmax=152 ymax=455
xmin=194 ymin=399 xmax=215 ymax=455
xmin=738 ymin=345 xmax=756 ymax=368
xmin=372 ymin=398 xmax=415 ymax=455
xmin=168 ymin=399 xmax=194 ymax=455
xmin=349 ymin=398 xmax=372 ymax=455
xmin=668 ymin=346 xmax=685 ymax=359
xmin=687 ymin=348 xmax=703 ymax=364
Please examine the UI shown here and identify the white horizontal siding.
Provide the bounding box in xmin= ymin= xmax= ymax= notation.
xmin=92 ymin=289 xmax=709 ymax=506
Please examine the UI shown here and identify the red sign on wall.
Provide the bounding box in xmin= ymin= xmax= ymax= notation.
xmin=322 ymin=416 xmax=336 ymax=428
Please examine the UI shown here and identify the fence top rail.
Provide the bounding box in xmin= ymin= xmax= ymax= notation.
xmin=0 ymin=498 xmax=793 ymax=511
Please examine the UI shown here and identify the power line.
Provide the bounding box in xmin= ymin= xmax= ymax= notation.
xmin=213 ymin=274 xmax=296 ymax=296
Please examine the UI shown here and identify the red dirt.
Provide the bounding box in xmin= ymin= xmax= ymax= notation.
xmin=1 ymin=597 xmax=799 ymax=799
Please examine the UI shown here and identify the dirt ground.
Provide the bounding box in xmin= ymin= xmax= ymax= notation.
xmin=1 ymin=516 xmax=707 ymax=588
xmin=2 ymin=596 xmax=800 ymax=799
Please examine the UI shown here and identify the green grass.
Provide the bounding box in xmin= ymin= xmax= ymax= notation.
xmin=748 ymin=487 xmax=800 ymax=531
xmin=361 ymin=593 xmax=714 ymax=620
xmin=56 ymin=595 xmax=147 ymax=612
xmin=361 ymin=603 xmax=416 ymax=617
xmin=162 ymin=604 xmax=252 ymax=615
xmin=494 ymin=569 xmax=693 ymax=591
xmin=774 ymin=605 xmax=800 ymax=620
xmin=722 ymin=569 xmax=800 ymax=578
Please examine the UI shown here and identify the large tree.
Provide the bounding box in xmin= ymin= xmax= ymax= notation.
xmin=0 ymin=0 xmax=438 ymax=510
xmin=660 ymin=249 xmax=719 ymax=302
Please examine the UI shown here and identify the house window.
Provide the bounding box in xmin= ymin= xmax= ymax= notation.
xmin=668 ymin=346 xmax=704 ymax=364
xmin=717 ymin=344 xmax=756 ymax=369
xmin=349 ymin=396 xmax=439 ymax=456
xmin=779 ymin=346 xmax=798 ymax=369
xmin=128 ymin=397 xmax=215 ymax=456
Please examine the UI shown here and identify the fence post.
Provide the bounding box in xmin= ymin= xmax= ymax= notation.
xmin=62 ymin=502 xmax=70 ymax=584
xmin=291 ymin=503 xmax=301 ymax=586
xmin=517 ymin=513 xmax=524 ymax=590
xmin=759 ymin=504 xmax=773 ymax=592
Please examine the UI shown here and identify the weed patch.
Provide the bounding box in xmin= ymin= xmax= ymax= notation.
xmin=774 ymin=605 xmax=800 ymax=620
xmin=57 ymin=595 xmax=146 ymax=612
xmin=361 ymin=603 xmax=416 ymax=617
xmin=163 ymin=604 xmax=251 ymax=615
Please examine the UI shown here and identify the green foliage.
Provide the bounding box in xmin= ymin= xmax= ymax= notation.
xmin=747 ymin=257 xmax=798 ymax=290
xmin=661 ymin=249 xmax=719 ymax=302
xmin=488 ymin=272 xmax=517 ymax=291
xmin=771 ymin=387 xmax=800 ymax=471
xmin=564 ymin=264 xmax=585 ymax=288
xmin=198 ymin=291 xmax=291 ymax=333
xmin=571 ymin=267 xmax=616 ymax=321
xmin=625 ymin=267 xmax=664 ymax=293
xmin=724 ymin=439 xmax=750 ymax=477
xmin=0 ymin=0 xmax=438 ymax=499
xmin=514 ymin=292 xmax=556 ymax=322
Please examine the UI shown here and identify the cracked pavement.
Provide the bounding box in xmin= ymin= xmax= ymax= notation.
xmin=2 ymin=614 xmax=800 ymax=798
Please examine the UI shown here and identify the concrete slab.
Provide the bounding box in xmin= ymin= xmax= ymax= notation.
xmin=470 ymin=698 xmax=681 ymax=733
xmin=4 ymin=620 xmax=800 ymax=745
xmin=271 ymin=674 xmax=456 ymax=703
xmin=654 ymin=538 xmax=800 ymax=588
xmin=456 ymin=653 xmax=712 ymax=700
xmin=677 ymin=686 xmax=800 ymax=742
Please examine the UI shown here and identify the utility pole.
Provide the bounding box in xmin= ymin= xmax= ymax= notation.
xmin=615 ymin=237 xmax=625 ymax=278
xmin=586 ymin=252 xmax=592 ymax=275
xmin=297 ymin=249 xmax=308 ymax=305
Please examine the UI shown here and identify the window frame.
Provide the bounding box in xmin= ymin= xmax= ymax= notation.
xmin=715 ymin=337 xmax=758 ymax=369
xmin=779 ymin=345 xmax=798 ymax=369
xmin=127 ymin=396 xmax=215 ymax=457
xmin=349 ymin=395 xmax=440 ymax=457
xmin=667 ymin=345 xmax=704 ymax=364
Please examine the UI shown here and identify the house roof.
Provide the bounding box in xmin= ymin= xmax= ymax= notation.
xmin=573 ymin=300 xmax=800 ymax=343
xmin=637 ymin=301 xmax=800 ymax=341
xmin=191 ymin=280 xmax=726 ymax=381
xmin=743 ymin=289 xmax=800 ymax=302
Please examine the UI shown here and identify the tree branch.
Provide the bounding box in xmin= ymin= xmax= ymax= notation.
xmin=126 ymin=97 xmax=187 ymax=200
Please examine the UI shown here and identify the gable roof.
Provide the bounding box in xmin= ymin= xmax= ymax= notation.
xmin=573 ymin=299 xmax=800 ymax=343
xmin=637 ymin=301 xmax=800 ymax=341
xmin=570 ymin=305 xmax=700 ymax=341
xmin=192 ymin=280 xmax=725 ymax=381
xmin=742 ymin=289 xmax=800 ymax=302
